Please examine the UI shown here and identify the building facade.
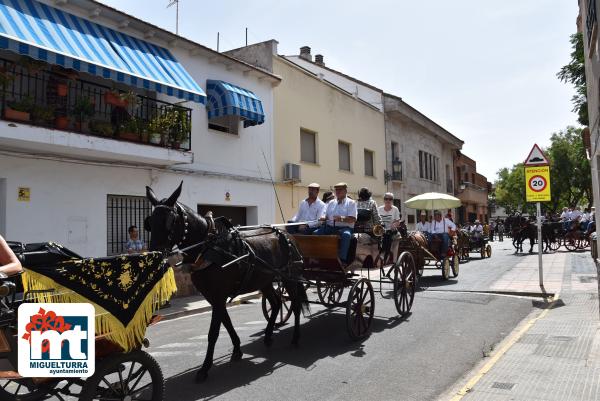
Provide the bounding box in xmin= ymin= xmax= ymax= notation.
xmin=0 ymin=0 xmax=279 ymax=277
xmin=579 ymin=0 xmax=600 ymax=235
xmin=453 ymin=154 xmax=490 ymax=224
xmin=227 ymin=42 xmax=387 ymax=223
xmin=384 ymin=94 xmax=463 ymax=228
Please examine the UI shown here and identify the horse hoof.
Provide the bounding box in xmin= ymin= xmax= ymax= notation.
xmin=264 ymin=337 xmax=273 ymax=347
xmin=195 ymin=369 xmax=208 ymax=383
xmin=231 ymin=349 xmax=243 ymax=361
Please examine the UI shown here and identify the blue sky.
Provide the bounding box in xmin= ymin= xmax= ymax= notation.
xmin=99 ymin=0 xmax=579 ymax=181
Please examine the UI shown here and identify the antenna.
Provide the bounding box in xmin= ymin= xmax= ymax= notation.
xmin=167 ymin=0 xmax=179 ymax=35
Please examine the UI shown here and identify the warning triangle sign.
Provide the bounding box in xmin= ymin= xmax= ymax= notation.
xmin=524 ymin=144 xmax=549 ymax=166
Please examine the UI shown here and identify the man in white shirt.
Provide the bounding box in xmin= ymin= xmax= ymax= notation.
xmin=288 ymin=183 xmax=326 ymax=234
xmin=416 ymin=211 xmax=431 ymax=233
xmin=560 ymin=207 xmax=570 ymax=230
xmin=429 ymin=210 xmax=456 ymax=258
xmin=378 ymin=192 xmax=401 ymax=231
xmin=314 ymin=182 xmax=357 ymax=263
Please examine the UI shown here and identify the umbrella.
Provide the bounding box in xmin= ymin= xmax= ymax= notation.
xmin=404 ymin=192 xmax=462 ymax=211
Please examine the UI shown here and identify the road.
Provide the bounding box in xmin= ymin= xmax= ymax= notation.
xmin=147 ymin=240 xmax=541 ymax=401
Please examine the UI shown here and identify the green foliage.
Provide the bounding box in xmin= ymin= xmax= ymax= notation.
xmin=72 ymin=97 xmax=95 ymax=121
xmin=89 ymin=120 xmax=114 ymax=137
xmin=557 ymin=33 xmax=588 ymax=126
xmin=148 ymin=107 xmax=189 ymax=142
xmin=495 ymin=126 xmax=592 ymax=214
xmin=8 ymin=96 xmax=35 ymax=113
xmin=31 ymin=104 xmax=55 ymax=123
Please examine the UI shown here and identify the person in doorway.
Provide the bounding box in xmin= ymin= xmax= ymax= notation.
xmin=287 ymin=183 xmax=326 ymax=234
xmin=126 ymin=225 xmax=146 ymax=254
xmin=0 ymin=235 xmax=22 ymax=276
xmin=314 ymin=182 xmax=357 ymax=263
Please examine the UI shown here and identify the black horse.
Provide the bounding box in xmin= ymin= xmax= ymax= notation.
xmin=145 ymin=182 xmax=309 ymax=382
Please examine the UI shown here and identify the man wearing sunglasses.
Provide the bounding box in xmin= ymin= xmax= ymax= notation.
xmin=378 ymin=192 xmax=401 ymax=231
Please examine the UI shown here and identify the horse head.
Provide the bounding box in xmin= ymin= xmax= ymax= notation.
xmin=145 ymin=181 xmax=209 ymax=259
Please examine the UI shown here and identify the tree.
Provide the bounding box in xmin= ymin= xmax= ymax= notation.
xmin=494 ymin=126 xmax=592 ymax=214
xmin=557 ymin=33 xmax=588 ymax=126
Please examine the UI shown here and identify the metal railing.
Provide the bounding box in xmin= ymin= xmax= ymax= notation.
xmin=588 ymin=0 xmax=597 ymax=44
xmin=0 ymin=58 xmax=192 ymax=151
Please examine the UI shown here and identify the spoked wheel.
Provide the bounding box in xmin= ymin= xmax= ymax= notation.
xmin=441 ymin=257 xmax=450 ymax=280
xmin=549 ymin=238 xmax=561 ymax=251
xmin=261 ymin=281 xmax=292 ymax=325
xmin=393 ymin=252 xmax=416 ymax=317
xmin=0 ymin=378 xmax=57 ymax=401
xmin=486 ymin=244 xmax=492 ymax=258
xmin=79 ymin=350 xmax=164 ymax=401
xmin=346 ymin=278 xmax=375 ymax=340
xmin=564 ymin=236 xmax=580 ymax=252
xmin=451 ymin=254 xmax=460 ymax=277
xmin=316 ymin=281 xmax=344 ymax=307
xmin=579 ymin=237 xmax=590 ymax=249
xmin=480 ymin=247 xmax=486 ymax=259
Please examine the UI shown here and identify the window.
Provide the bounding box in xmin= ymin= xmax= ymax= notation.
xmin=107 ymin=195 xmax=152 ymax=256
xmin=393 ymin=199 xmax=401 ymax=213
xmin=364 ymin=149 xmax=374 ymax=176
xmin=339 ymin=141 xmax=351 ymax=171
xmin=208 ymin=115 xmax=239 ymax=135
xmin=391 ymin=141 xmax=400 ymax=160
xmin=300 ymin=129 xmax=317 ymax=163
xmin=419 ymin=150 xmax=439 ymax=182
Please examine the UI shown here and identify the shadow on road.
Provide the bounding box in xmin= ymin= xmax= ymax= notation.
xmin=163 ymin=308 xmax=407 ymax=400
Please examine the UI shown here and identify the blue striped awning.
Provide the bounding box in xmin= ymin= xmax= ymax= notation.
xmin=206 ymin=80 xmax=265 ymax=127
xmin=0 ymin=0 xmax=206 ymax=103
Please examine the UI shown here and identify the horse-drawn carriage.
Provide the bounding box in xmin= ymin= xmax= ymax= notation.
xmin=261 ymin=210 xmax=417 ymax=340
xmin=465 ymin=231 xmax=492 ymax=259
xmin=0 ymin=241 xmax=175 ymax=401
xmin=396 ymin=231 xmax=460 ymax=280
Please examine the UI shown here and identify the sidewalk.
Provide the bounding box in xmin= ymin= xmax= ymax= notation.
xmin=443 ymin=249 xmax=600 ymax=401
xmin=158 ymin=291 xmax=262 ymax=321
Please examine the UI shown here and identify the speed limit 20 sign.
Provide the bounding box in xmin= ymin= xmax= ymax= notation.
xmin=525 ymin=166 xmax=551 ymax=202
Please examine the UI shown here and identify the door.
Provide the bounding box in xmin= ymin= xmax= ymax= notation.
xmin=197 ymin=205 xmax=247 ymax=226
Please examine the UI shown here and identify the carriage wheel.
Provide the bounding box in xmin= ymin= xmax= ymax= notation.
xmin=0 ymin=378 xmax=57 ymax=401
xmin=486 ymin=244 xmax=492 ymax=258
xmin=346 ymin=278 xmax=375 ymax=340
xmin=579 ymin=237 xmax=590 ymax=249
xmin=79 ymin=350 xmax=163 ymax=401
xmin=316 ymin=281 xmax=344 ymax=307
xmin=441 ymin=258 xmax=450 ymax=280
xmin=549 ymin=238 xmax=561 ymax=252
xmin=480 ymin=247 xmax=486 ymax=259
xmin=452 ymin=254 xmax=460 ymax=277
xmin=564 ymin=236 xmax=579 ymax=252
xmin=261 ymin=281 xmax=292 ymax=325
xmin=393 ymin=252 xmax=416 ymax=317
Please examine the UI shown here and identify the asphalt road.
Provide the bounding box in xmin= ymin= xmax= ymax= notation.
xmin=147 ymin=242 xmax=537 ymax=401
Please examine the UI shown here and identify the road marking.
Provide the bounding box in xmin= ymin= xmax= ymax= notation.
xmin=449 ymin=292 xmax=559 ymax=401
xmin=156 ymin=342 xmax=196 ymax=349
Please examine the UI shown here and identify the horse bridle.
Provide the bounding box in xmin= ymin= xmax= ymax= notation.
xmin=153 ymin=203 xmax=189 ymax=247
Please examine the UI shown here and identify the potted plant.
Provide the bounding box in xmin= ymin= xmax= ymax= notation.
xmin=5 ymin=96 xmax=34 ymax=122
xmin=104 ymin=90 xmax=137 ymax=108
xmin=72 ymin=97 xmax=95 ymax=132
xmin=56 ymin=82 xmax=68 ymax=97
xmin=31 ymin=104 xmax=55 ymax=125
xmin=54 ymin=110 xmax=69 ymax=130
xmin=89 ymin=120 xmax=114 ymax=137
xmin=119 ymin=117 xmax=142 ymax=142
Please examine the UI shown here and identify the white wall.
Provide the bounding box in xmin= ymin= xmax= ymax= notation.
xmin=0 ymin=154 xmax=274 ymax=257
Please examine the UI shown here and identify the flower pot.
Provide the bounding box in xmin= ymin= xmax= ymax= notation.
xmin=57 ymin=84 xmax=68 ymax=97
xmin=55 ymin=116 xmax=69 ymax=130
xmin=74 ymin=121 xmax=89 ymax=132
xmin=5 ymin=107 xmax=30 ymax=122
xmin=119 ymin=132 xmax=139 ymax=142
xmin=104 ymin=92 xmax=128 ymax=108
xmin=140 ymin=131 xmax=149 ymax=143
xmin=149 ymin=135 xmax=161 ymax=145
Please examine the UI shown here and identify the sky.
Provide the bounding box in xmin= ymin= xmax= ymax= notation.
xmin=99 ymin=0 xmax=580 ymax=181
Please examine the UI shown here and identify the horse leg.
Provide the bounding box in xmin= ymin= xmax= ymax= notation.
xmin=196 ymin=305 xmax=223 ymax=383
xmin=220 ymin=307 xmax=243 ymax=361
xmin=529 ymin=237 xmax=534 ymax=253
xmin=290 ymin=282 xmax=306 ymax=347
xmin=262 ymin=284 xmax=280 ymax=347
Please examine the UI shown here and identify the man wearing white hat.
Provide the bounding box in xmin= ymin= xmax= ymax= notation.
xmin=288 ymin=183 xmax=327 ymax=234
xmin=315 ymin=182 xmax=357 ymax=263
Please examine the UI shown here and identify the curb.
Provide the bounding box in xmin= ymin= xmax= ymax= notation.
xmin=421 ymin=288 xmax=556 ymax=299
xmin=159 ymin=292 xmax=263 ymax=322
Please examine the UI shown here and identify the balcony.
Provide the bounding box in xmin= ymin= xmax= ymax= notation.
xmin=456 ymin=181 xmax=488 ymax=205
xmin=0 ymin=57 xmax=193 ymax=165
xmin=392 ymin=160 xmax=403 ymax=181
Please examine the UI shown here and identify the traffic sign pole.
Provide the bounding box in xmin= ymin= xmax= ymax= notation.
xmin=537 ymin=202 xmax=543 ymax=289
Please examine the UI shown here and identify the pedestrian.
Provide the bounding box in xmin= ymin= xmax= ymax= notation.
xmin=126 ymin=225 xmax=146 ymax=254
xmin=497 ymin=220 xmax=505 ymax=242
xmin=489 ymin=220 xmax=495 ymax=242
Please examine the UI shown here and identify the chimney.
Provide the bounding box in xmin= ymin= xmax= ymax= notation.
xmin=299 ymin=46 xmax=312 ymax=61
xmin=315 ymin=54 xmax=325 ymax=66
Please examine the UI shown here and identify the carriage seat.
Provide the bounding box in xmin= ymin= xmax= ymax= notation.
xmin=292 ymin=234 xmax=356 ymax=270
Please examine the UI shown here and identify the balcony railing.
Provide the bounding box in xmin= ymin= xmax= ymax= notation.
xmin=588 ymin=0 xmax=597 ymax=44
xmin=0 ymin=58 xmax=192 ymax=151
xmin=392 ymin=160 xmax=402 ymax=181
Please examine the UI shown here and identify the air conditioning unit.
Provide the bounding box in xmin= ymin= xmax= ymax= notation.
xmin=284 ymin=163 xmax=301 ymax=182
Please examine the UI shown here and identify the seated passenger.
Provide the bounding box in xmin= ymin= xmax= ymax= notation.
xmin=0 ymin=234 xmax=23 ymax=276
xmin=287 ymin=183 xmax=326 ymax=235
xmin=378 ymin=192 xmax=401 ymax=231
xmin=355 ymin=187 xmax=382 ymax=233
xmin=314 ymin=182 xmax=357 ymax=263
xmin=429 ymin=210 xmax=456 ymax=258
xmin=416 ymin=211 xmax=431 ymax=234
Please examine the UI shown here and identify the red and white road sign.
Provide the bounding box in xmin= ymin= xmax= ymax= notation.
xmin=528 ymin=174 xmax=547 ymax=193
